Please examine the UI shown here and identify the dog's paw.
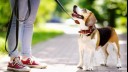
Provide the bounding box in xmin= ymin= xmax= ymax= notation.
xmin=77 ymin=63 xmax=83 ymax=69
xmin=77 ymin=66 xmax=83 ymax=69
xmin=116 ymin=58 xmax=122 ymax=68
xmin=101 ymin=64 xmax=107 ymax=67
xmin=83 ymin=66 xmax=93 ymax=71
xmin=116 ymin=63 xmax=122 ymax=69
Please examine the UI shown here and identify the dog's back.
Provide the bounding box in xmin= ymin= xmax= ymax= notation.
xmin=97 ymin=27 xmax=113 ymax=46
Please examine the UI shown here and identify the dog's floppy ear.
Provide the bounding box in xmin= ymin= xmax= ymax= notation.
xmin=85 ymin=13 xmax=97 ymax=26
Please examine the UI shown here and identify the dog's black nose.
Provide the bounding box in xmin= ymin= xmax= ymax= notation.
xmin=74 ymin=5 xmax=77 ymax=8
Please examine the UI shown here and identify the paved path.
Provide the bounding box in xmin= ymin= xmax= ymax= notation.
xmin=0 ymin=24 xmax=127 ymax=72
xmin=31 ymin=34 xmax=127 ymax=72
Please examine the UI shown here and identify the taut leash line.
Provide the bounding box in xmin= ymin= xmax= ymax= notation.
xmin=54 ymin=0 xmax=80 ymax=24
xmin=54 ymin=0 xmax=74 ymax=20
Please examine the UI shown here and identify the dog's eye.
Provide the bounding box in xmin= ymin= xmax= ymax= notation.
xmin=78 ymin=15 xmax=84 ymax=19
xmin=79 ymin=15 xmax=84 ymax=19
xmin=82 ymin=9 xmax=87 ymax=13
xmin=79 ymin=16 xmax=82 ymax=18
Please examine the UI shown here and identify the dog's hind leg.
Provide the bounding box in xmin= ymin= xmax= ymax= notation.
xmin=112 ymin=42 xmax=122 ymax=68
xmin=109 ymin=28 xmax=122 ymax=68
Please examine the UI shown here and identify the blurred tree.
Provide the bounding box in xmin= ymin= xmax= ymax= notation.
xmin=0 ymin=0 xmax=127 ymax=31
xmin=0 ymin=0 xmax=57 ymax=31
xmin=0 ymin=0 xmax=11 ymax=31
xmin=54 ymin=0 xmax=74 ymax=19
xmin=35 ymin=0 xmax=56 ymax=25
xmin=103 ymin=0 xmax=127 ymax=27
xmin=93 ymin=0 xmax=127 ymax=27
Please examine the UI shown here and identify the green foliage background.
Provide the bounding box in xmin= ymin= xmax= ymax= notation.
xmin=0 ymin=0 xmax=127 ymax=32
xmin=36 ymin=0 xmax=57 ymax=24
xmin=0 ymin=0 xmax=11 ymax=31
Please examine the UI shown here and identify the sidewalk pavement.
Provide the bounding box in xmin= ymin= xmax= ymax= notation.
xmin=0 ymin=23 xmax=127 ymax=72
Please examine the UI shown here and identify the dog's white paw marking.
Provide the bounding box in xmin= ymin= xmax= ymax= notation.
xmin=116 ymin=62 xmax=122 ymax=68
xmin=116 ymin=58 xmax=122 ymax=68
xmin=101 ymin=63 xmax=107 ymax=66
xmin=77 ymin=66 xmax=83 ymax=69
xmin=83 ymin=66 xmax=93 ymax=71
xmin=77 ymin=64 xmax=83 ymax=69
xmin=86 ymin=68 xmax=93 ymax=71
xmin=82 ymin=66 xmax=86 ymax=70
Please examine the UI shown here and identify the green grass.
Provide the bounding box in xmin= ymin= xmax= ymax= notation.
xmin=32 ymin=26 xmax=63 ymax=45
xmin=0 ymin=26 xmax=63 ymax=54
xmin=0 ymin=31 xmax=6 ymax=55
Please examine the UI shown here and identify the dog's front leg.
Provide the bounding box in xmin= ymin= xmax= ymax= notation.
xmin=77 ymin=39 xmax=84 ymax=69
xmin=86 ymin=49 xmax=95 ymax=71
xmin=77 ymin=47 xmax=84 ymax=69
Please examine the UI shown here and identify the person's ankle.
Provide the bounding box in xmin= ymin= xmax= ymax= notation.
xmin=10 ymin=56 xmax=19 ymax=62
xmin=22 ymin=56 xmax=31 ymax=61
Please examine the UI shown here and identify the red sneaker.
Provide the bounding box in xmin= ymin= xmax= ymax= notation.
xmin=21 ymin=57 xmax=47 ymax=69
xmin=7 ymin=57 xmax=30 ymax=72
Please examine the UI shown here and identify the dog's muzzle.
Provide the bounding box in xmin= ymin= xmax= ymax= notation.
xmin=72 ymin=5 xmax=84 ymax=19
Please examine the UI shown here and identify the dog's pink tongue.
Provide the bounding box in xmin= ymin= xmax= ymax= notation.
xmin=75 ymin=20 xmax=80 ymax=24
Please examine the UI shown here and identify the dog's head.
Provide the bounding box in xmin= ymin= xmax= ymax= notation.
xmin=72 ymin=5 xmax=97 ymax=31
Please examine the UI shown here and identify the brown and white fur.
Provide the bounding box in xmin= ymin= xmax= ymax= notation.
xmin=71 ymin=5 xmax=122 ymax=71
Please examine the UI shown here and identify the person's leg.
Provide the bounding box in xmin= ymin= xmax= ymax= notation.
xmin=7 ymin=0 xmax=30 ymax=71
xmin=8 ymin=14 xmax=19 ymax=59
xmin=21 ymin=0 xmax=40 ymax=58
xmin=8 ymin=0 xmax=27 ymax=60
xmin=20 ymin=0 xmax=47 ymax=69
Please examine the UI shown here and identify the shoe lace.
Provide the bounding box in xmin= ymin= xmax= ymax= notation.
xmin=28 ymin=58 xmax=33 ymax=64
xmin=13 ymin=57 xmax=25 ymax=67
xmin=28 ymin=56 xmax=39 ymax=64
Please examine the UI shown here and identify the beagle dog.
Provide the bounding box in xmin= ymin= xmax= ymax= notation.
xmin=71 ymin=5 xmax=122 ymax=71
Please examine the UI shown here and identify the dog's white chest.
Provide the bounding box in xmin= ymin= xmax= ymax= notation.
xmin=78 ymin=35 xmax=97 ymax=48
xmin=79 ymin=35 xmax=96 ymax=43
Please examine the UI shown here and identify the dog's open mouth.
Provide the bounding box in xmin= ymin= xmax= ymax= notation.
xmin=72 ymin=12 xmax=84 ymax=20
xmin=72 ymin=5 xmax=84 ymax=19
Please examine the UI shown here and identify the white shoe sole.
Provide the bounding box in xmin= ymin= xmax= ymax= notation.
xmin=7 ymin=67 xmax=31 ymax=72
xmin=26 ymin=65 xmax=47 ymax=69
